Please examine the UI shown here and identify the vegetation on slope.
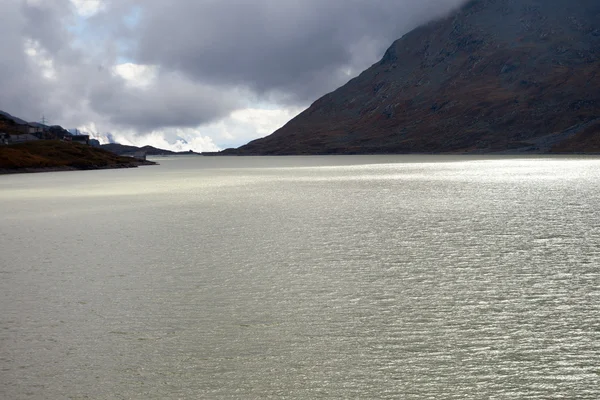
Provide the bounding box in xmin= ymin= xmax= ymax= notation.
xmin=0 ymin=140 xmax=155 ymax=173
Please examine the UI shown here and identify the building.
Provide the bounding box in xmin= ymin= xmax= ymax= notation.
xmin=71 ymin=135 xmax=90 ymax=145
xmin=27 ymin=124 xmax=45 ymax=135
xmin=63 ymin=134 xmax=90 ymax=145
xmin=9 ymin=133 xmax=40 ymax=144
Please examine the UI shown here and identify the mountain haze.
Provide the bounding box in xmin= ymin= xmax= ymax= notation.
xmin=229 ymin=0 xmax=600 ymax=154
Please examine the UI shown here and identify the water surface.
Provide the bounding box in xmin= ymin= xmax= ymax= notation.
xmin=1 ymin=156 xmax=599 ymax=399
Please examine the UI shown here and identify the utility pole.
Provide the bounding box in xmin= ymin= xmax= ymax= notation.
xmin=39 ymin=115 xmax=50 ymax=139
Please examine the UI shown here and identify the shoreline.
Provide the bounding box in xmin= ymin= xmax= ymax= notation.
xmin=0 ymin=140 xmax=158 ymax=175
xmin=0 ymin=160 xmax=157 ymax=175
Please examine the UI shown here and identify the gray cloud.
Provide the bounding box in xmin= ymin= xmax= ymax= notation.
xmin=20 ymin=0 xmax=73 ymax=56
xmin=0 ymin=1 xmax=48 ymax=121
xmin=0 ymin=0 xmax=467 ymax=145
xmin=88 ymin=70 xmax=243 ymax=130
xmin=132 ymin=0 xmax=468 ymax=102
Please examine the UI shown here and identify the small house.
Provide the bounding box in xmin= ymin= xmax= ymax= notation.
xmin=27 ymin=124 xmax=44 ymax=135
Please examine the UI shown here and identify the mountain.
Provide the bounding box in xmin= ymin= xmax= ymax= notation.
xmin=100 ymin=143 xmax=199 ymax=156
xmin=0 ymin=110 xmax=28 ymax=125
xmin=0 ymin=113 xmax=24 ymax=136
xmin=228 ymin=0 xmax=600 ymax=155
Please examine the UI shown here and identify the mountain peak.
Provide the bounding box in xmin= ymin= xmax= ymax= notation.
xmin=230 ymin=0 xmax=600 ymax=154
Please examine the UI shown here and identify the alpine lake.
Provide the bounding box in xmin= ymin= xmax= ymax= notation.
xmin=1 ymin=155 xmax=598 ymax=399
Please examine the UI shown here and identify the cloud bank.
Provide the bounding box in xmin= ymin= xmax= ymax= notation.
xmin=0 ymin=0 xmax=467 ymax=151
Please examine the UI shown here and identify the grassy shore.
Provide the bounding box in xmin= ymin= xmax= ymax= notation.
xmin=0 ymin=140 xmax=156 ymax=174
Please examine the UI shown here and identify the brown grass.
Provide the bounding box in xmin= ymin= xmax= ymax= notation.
xmin=0 ymin=140 xmax=154 ymax=171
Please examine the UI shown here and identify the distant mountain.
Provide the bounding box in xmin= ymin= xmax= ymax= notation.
xmin=228 ymin=0 xmax=600 ymax=154
xmin=100 ymin=143 xmax=199 ymax=156
xmin=28 ymin=122 xmax=51 ymax=130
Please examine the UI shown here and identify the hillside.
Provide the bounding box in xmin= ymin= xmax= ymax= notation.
xmin=1 ymin=110 xmax=76 ymax=140
xmin=228 ymin=0 xmax=600 ymax=155
xmin=0 ymin=113 xmax=27 ymax=136
xmin=0 ymin=141 xmax=155 ymax=174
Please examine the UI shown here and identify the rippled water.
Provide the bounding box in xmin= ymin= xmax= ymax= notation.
xmin=1 ymin=156 xmax=599 ymax=399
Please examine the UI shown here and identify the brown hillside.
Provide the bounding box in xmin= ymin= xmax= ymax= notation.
xmin=0 ymin=141 xmax=155 ymax=173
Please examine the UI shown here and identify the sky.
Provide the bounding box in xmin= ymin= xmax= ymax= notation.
xmin=0 ymin=0 xmax=467 ymax=151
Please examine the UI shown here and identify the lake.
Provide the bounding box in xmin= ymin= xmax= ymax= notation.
xmin=1 ymin=155 xmax=599 ymax=399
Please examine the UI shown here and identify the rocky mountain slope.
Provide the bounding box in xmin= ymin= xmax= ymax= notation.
xmin=229 ymin=0 xmax=600 ymax=154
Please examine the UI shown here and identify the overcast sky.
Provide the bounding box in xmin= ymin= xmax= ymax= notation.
xmin=0 ymin=0 xmax=466 ymax=151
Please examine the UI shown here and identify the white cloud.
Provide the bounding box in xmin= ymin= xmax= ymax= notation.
xmin=230 ymin=107 xmax=303 ymax=137
xmin=70 ymin=0 xmax=105 ymax=18
xmin=85 ymin=126 xmax=220 ymax=153
xmin=113 ymin=63 xmax=158 ymax=88
xmin=112 ymin=130 xmax=220 ymax=153
xmin=24 ymin=39 xmax=57 ymax=80
xmin=78 ymin=106 xmax=304 ymax=152
xmin=195 ymin=106 xmax=305 ymax=149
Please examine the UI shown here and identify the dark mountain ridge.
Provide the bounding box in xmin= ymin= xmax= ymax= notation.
xmin=229 ymin=0 xmax=600 ymax=154
xmin=100 ymin=143 xmax=199 ymax=156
